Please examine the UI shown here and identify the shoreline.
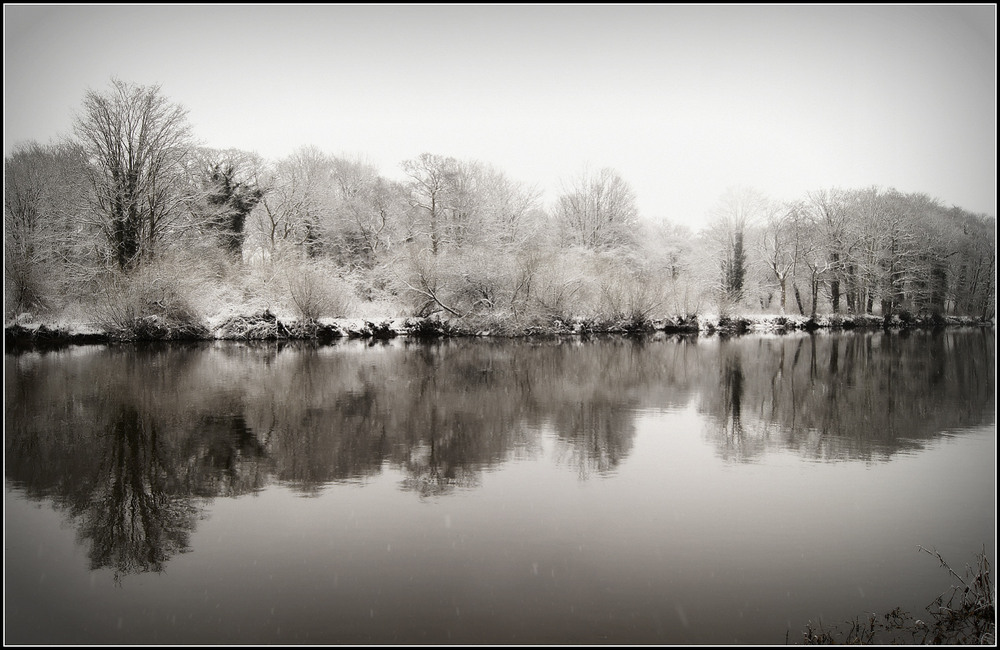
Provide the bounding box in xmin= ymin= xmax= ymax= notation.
xmin=4 ymin=311 xmax=994 ymax=350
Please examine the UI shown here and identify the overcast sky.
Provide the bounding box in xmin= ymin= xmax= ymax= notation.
xmin=4 ymin=4 xmax=996 ymax=231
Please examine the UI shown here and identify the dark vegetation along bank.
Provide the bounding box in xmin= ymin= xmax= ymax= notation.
xmin=5 ymin=78 xmax=997 ymax=349
xmin=5 ymin=310 xmax=994 ymax=351
xmin=801 ymin=547 xmax=995 ymax=645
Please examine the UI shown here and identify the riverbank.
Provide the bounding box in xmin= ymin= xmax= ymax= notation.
xmin=4 ymin=310 xmax=993 ymax=349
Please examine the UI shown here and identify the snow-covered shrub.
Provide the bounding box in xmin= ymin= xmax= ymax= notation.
xmin=285 ymin=260 xmax=356 ymax=321
xmin=90 ymin=262 xmax=203 ymax=339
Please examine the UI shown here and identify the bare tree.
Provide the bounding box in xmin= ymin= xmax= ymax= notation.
xmin=555 ymin=166 xmax=638 ymax=251
xmin=250 ymin=146 xmax=333 ymax=259
xmin=947 ymin=210 xmax=996 ymax=319
xmin=74 ymin=79 xmax=193 ymax=270
xmin=401 ymin=153 xmax=461 ymax=256
xmin=327 ymin=155 xmax=407 ymax=269
xmin=806 ymin=188 xmax=852 ymax=313
xmin=757 ymin=202 xmax=801 ymax=315
xmin=4 ymin=141 xmax=94 ymax=316
xmin=473 ymin=163 xmax=543 ymax=251
xmin=4 ymin=142 xmax=49 ymax=313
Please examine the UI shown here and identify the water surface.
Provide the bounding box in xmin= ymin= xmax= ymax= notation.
xmin=4 ymin=329 xmax=995 ymax=644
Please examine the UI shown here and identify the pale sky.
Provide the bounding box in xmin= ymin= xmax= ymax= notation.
xmin=4 ymin=4 xmax=997 ymax=231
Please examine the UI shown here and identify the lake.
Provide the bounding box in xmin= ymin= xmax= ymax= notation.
xmin=4 ymin=329 xmax=995 ymax=644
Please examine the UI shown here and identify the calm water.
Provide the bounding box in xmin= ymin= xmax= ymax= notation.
xmin=4 ymin=329 xmax=995 ymax=644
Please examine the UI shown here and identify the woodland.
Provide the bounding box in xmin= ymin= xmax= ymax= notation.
xmin=5 ymin=79 xmax=996 ymax=339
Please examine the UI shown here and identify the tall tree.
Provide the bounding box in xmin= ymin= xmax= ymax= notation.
xmin=327 ymin=156 xmax=407 ymax=270
xmin=401 ymin=153 xmax=461 ymax=256
xmin=473 ymin=163 xmax=544 ymax=251
xmin=946 ymin=209 xmax=995 ymax=319
xmin=806 ymin=188 xmax=852 ymax=313
xmin=4 ymin=141 xmax=93 ymax=316
xmin=4 ymin=142 xmax=48 ymax=312
xmin=757 ymin=202 xmax=801 ymax=315
xmin=555 ymin=166 xmax=638 ymax=251
xmin=197 ymin=149 xmax=265 ymax=258
xmin=251 ymin=146 xmax=333 ymax=259
xmin=74 ymin=79 xmax=193 ymax=270
xmin=709 ymin=187 xmax=767 ymax=306
xmin=794 ymin=204 xmax=836 ymax=318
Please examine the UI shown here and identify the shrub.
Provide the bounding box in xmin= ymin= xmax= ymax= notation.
xmin=599 ymin=270 xmax=663 ymax=326
xmin=90 ymin=264 xmax=204 ymax=340
xmin=3 ymin=253 xmax=49 ymax=320
xmin=285 ymin=261 xmax=356 ymax=321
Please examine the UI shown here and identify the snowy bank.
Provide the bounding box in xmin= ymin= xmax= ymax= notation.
xmin=5 ymin=310 xmax=993 ymax=350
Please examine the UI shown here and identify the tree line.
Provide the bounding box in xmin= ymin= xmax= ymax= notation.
xmin=4 ymin=79 xmax=995 ymax=331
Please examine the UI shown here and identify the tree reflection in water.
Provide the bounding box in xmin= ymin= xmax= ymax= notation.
xmin=78 ymin=406 xmax=197 ymax=581
xmin=698 ymin=330 xmax=994 ymax=463
xmin=552 ymin=402 xmax=635 ymax=479
xmin=4 ymin=330 xmax=993 ymax=576
xmin=189 ymin=413 xmax=270 ymax=498
xmin=400 ymin=407 xmax=485 ymax=497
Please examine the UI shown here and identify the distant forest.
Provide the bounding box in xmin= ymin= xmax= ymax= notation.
xmin=4 ymin=79 xmax=996 ymax=333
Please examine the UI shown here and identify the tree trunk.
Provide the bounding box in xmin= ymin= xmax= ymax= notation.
xmin=793 ymin=284 xmax=805 ymax=316
xmin=830 ymin=252 xmax=841 ymax=313
xmin=430 ymin=194 xmax=439 ymax=256
xmin=810 ymin=276 xmax=819 ymax=318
